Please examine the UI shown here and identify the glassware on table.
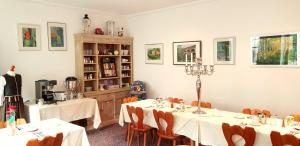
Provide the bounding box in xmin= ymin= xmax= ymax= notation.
xmin=156 ymin=98 xmax=163 ymax=108
xmin=284 ymin=116 xmax=295 ymax=127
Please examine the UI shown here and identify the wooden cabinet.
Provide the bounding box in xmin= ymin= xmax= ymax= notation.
xmin=75 ymin=34 xmax=133 ymax=128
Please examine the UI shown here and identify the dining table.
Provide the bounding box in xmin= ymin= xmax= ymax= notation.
xmin=0 ymin=118 xmax=90 ymax=146
xmin=119 ymin=99 xmax=300 ymax=146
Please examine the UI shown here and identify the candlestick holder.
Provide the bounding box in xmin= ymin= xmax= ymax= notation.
xmin=184 ymin=53 xmax=214 ymax=114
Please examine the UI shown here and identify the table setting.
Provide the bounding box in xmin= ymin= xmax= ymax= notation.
xmin=0 ymin=118 xmax=90 ymax=146
xmin=119 ymin=98 xmax=300 ymax=145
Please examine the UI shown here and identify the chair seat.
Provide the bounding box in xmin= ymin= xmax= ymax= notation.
xmin=157 ymin=132 xmax=182 ymax=140
xmin=131 ymin=124 xmax=152 ymax=132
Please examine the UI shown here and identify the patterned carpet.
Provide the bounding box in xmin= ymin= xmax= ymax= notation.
xmin=87 ymin=124 xmax=171 ymax=146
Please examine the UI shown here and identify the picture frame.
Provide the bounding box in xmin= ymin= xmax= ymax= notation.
xmin=251 ymin=32 xmax=300 ymax=66
xmin=144 ymin=43 xmax=164 ymax=64
xmin=18 ymin=23 xmax=41 ymax=51
xmin=173 ymin=41 xmax=202 ymax=65
xmin=213 ymin=37 xmax=235 ymax=65
xmin=47 ymin=22 xmax=67 ymax=51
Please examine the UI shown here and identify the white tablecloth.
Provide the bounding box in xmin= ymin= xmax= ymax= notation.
xmin=0 ymin=118 xmax=90 ymax=146
xmin=119 ymin=99 xmax=299 ymax=146
xmin=25 ymin=98 xmax=101 ymax=129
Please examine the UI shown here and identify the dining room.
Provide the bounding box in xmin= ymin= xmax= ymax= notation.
xmin=1 ymin=0 xmax=300 ymax=146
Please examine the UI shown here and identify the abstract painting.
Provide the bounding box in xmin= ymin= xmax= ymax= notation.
xmin=214 ymin=37 xmax=235 ymax=65
xmin=145 ymin=43 xmax=163 ymax=64
xmin=48 ymin=22 xmax=67 ymax=51
xmin=251 ymin=33 xmax=299 ymax=66
xmin=18 ymin=24 xmax=41 ymax=51
xmin=173 ymin=41 xmax=201 ymax=65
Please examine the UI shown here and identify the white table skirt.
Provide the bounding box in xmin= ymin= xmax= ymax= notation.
xmin=26 ymin=98 xmax=101 ymax=129
xmin=119 ymin=99 xmax=298 ymax=146
xmin=0 ymin=118 xmax=90 ymax=146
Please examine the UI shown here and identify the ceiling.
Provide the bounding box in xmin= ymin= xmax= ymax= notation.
xmin=31 ymin=0 xmax=199 ymax=15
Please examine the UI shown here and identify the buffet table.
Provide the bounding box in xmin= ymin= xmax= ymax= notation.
xmin=25 ymin=98 xmax=101 ymax=129
xmin=0 ymin=118 xmax=89 ymax=146
xmin=119 ymin=99 xmax=299 ymax=146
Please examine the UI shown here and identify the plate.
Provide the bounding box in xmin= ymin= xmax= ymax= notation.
xmin=249 ymin=123 xmax=261 ymax=126
xmin=233 ymin=116 xmax=245 ymax=119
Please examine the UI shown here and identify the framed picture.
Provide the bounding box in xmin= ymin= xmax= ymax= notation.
xmin=173 ymin=41 xmax=201 ymax=65
xmin=18 ymin=23 xmax=41 ymax=51
xmin=144 ymin=43 xmax=163 ymax=64
xmin=47 ymin=22 xmax=67 ymax=51
xmin=213 ymin=37 xmax=235 ymax=65
xmin=251 ymin=33 xmax=300 ymax=66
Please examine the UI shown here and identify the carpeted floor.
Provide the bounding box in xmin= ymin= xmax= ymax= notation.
xmin=87 ymin=124 xmax=171 ymax=146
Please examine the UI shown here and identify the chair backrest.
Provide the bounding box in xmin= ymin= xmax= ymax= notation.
xmin=291 ymin=114 xmax=300 ymax=122
xmin=222 ymin=123 xmax=256 ymax=146
xmin=123 ymin=96 xmax=139 ymax=103
xmin=191 ymin=101 xmax=212 ymax=109
xmin=126 ymin=105 xmax=144 ymax=129
xmin=153 ymin=109 xmax=174 ymax=137
xmin=242 ymin=108 xmax=271 ymax=117
xmin=26 ymin=132 xmax=63 ymax=146
xmin=270 ymin=131 xmax=300 ymax=146
xmin=0 ymin=121 xmax=6 ymax=129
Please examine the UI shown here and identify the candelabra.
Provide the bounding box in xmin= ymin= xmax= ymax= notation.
xmin=185 ymin=52 xmax=214 ymax=114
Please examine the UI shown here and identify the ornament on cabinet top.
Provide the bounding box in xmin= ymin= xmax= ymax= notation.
xmin=82 ymin=14 xmax=91 ymax=33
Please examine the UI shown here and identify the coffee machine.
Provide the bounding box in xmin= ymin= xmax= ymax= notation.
xmin=35 ymin=80 xmax=57 ymax=104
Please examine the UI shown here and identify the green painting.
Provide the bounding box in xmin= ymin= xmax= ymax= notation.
xmin=50 ymin=26 xmax=64 ymax=47
xmin=22 ymin=28 xmax=37 ymax=47
xmin=217 ymin=41 xmax=230 ymax=61
xmin=147 ymin=48 xmax=161 ymax=60
xmin=252 ymin=34 xmax=298 ymax=65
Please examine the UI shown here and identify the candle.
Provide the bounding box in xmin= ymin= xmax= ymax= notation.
xmin=190 ymin=53 xmax=193 ymax=65
xmin=185 ymin=53 xmax=188 ymax=66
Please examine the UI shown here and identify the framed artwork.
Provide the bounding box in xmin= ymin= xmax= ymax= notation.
xmin=144 ymin=43 xmax=163 ymax=64
xmin=18 ymin=23 xmax=41 ymax=51
xmin=173 ymin=41 xmax=201 ymax=65
xmin=47 ymin=22 xmax=67 ymax=51
xmin=251 ymin=33 xmax=299 ymax=66
xmin=213 ymin=37 xmax=235 ymax=65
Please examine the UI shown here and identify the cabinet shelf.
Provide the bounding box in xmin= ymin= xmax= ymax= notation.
xmin=99 ymin=55 xmax=119 ymax=57
xmin=121 ymin=62 xmax=131 ymax=64
xmin=121 ymin=55 xmax=131 ymax=57
xmin=84 ymin=79 xmax=97 ymax=81
xmin=84 ymin=63 xmax=96 ymax=65
xmin=122 ymin=69 xmax=131 ymax=71
xmin=99 ymin=77 xmax=119 ymax=80
xmin=84 ymin=55 xmax=97 ymax=57
xmin=122 ymin=76 xmax=131 ymax=78
xmin=84 ymin=71 xmax=97 ymax=73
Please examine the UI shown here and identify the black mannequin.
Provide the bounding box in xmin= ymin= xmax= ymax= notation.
xmin=0 ymin=65 xmax=25 ymax=121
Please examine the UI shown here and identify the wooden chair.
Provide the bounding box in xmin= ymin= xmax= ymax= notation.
xmin=242 ymin=108 xmax=271 ymax=117
xmin=270 ymin=131 xmax=300 ymax=146
xmin=0 ymin=121 xmax=6 ymax=128
xmin=291 ymin=114 xmax=300 ymax=122
xmin=222 ymin=123 xmax=256 ymax=146
xmin=127 ymin=105 xmax=153 ymax=146
xmin=191 ymin=101 xmax=212 ymax=109
xmin=153 ymin=109 xmax=193 ymax=146
xmin=26 ymin=132 xmax=63 ymax=146
xmin=123 ymin=97 xmax=139 ymax=142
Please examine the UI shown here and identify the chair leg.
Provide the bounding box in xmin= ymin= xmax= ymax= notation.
xmin=143 ymin=132 xmax=147 ymax=146
xmin=157 ymin=136 xmax=162 ymax=146
xmin=129 ymin=130 xmax=135 ymax=146
xmin=190 ymin=139 xmax=194 ymax=146
xmin=172 ymin=140 xmax=176 ymax=146
xmin=126 ymin=124 xmax=131 ymax=142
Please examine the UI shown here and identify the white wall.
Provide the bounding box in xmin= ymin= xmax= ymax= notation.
xmin=0 ymin=0 xmax=127 ymax=101
xmin=128 ymin=0 xmax=300 ymax=117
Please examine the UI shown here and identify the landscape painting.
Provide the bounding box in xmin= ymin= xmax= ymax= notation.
xmin=145 ymin=43 xmax=163 ymax=64
xmin=251 ymin=33 xmax=298 ymax=66
xmin=173 ymin=41 xmax=201 ymax=65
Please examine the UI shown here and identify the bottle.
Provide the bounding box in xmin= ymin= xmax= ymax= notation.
xmin=7 ymin=106 xmax=16 ymax=136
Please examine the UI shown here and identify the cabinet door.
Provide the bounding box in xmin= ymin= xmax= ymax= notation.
xmin=114 ymin=97 xmax=123 ymax=118
xmin=98 ymin=99 xmax=114 ymax=122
